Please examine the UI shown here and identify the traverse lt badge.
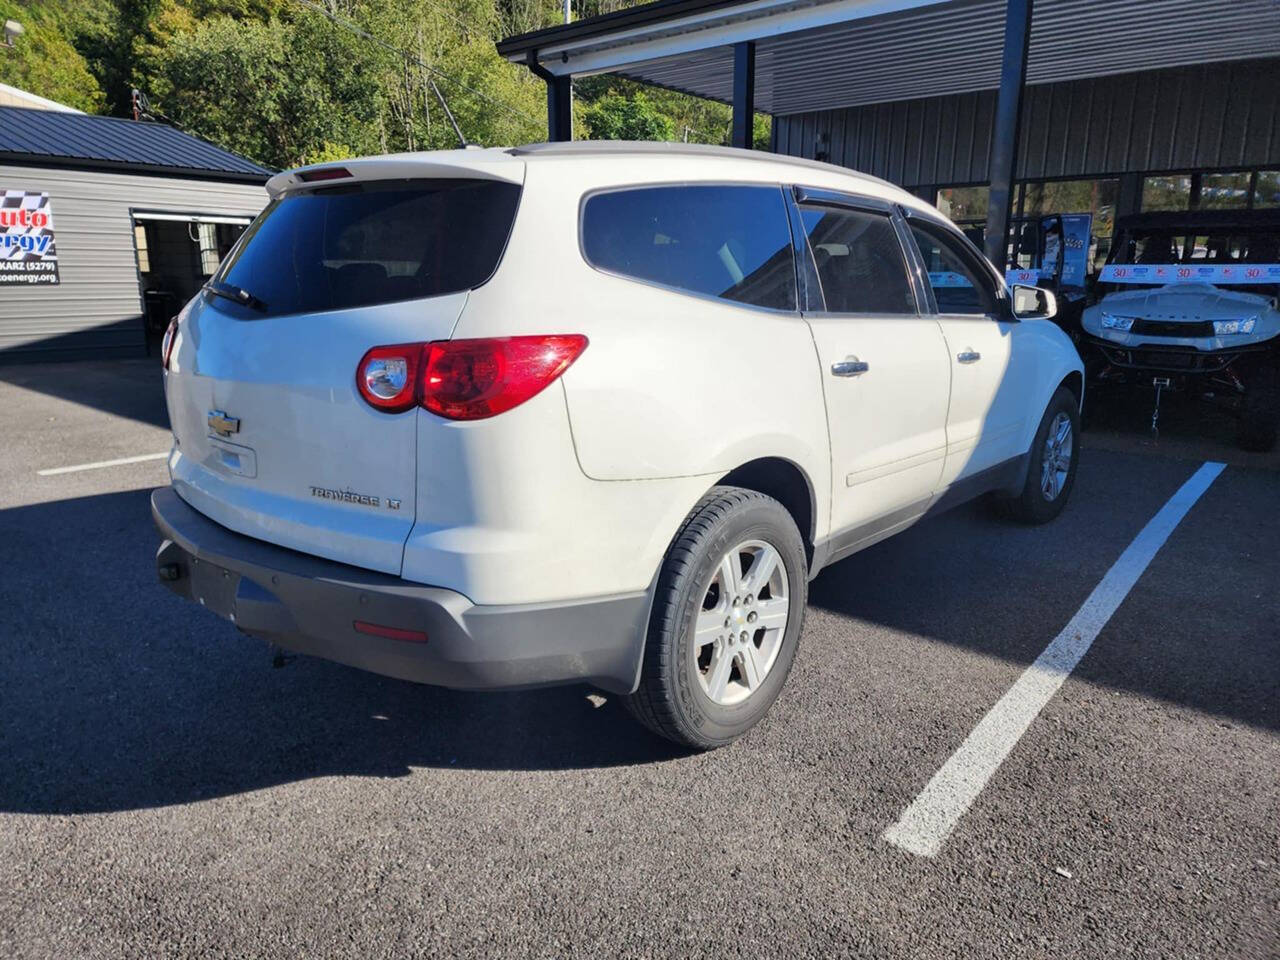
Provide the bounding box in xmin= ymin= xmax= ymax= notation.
xmin=207 ymin=410 xmax=240 ymax=437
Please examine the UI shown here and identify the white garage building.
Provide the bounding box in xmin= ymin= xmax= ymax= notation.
xmin=0 ymin=104 xmax=269 ymax=362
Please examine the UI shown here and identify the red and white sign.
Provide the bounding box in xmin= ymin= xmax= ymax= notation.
xmin=0 ymin=190 xmax=59 ymax=285
xmin=1100 ymin=262 xmax=1280 ymax=285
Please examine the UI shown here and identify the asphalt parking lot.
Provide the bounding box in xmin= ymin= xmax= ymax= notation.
xmin=1 ymin=359 xmax=1277 ymax=959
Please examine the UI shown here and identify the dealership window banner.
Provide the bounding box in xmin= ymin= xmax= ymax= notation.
xmin=1 ymin=190 xmax=59 ymax=286
xmin=1099 ymin=262 xmax=1280 ymax=285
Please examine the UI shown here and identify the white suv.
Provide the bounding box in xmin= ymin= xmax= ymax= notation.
xmin=153 ymin=142 xmax=1084 ymax=749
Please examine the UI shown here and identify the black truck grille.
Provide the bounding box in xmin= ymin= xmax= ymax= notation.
xmin=1129 ymin=318 xmax=1216 ymax=338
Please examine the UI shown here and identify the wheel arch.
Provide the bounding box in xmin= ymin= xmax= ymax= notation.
xmin=716 ymin=457 xmax=816 ymax=569
xmin=1059 ymin=369 xmax=1085 ymax=412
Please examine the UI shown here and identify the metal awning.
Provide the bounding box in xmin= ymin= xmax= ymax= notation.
xmin=499 ymin=0 xmax=1280 ymax=116
xmin=499 ymin=0 xmax=1280 ymax=268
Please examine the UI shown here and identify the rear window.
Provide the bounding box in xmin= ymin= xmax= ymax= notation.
xmin=212 ymin=178 xmax=521 ymax=317
xmin=580 ymin=185 xmax=796 ymax=311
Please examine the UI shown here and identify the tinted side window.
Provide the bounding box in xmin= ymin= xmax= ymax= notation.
xmin=214 ymin=179 xmax=521 ymax=318
xmin=581 ymin=185 xmax=796 ymax=310
xmin=799 ymin=206 xmax=916 ymax=314
xmin=908 ymin=221 xmax=999 ymax=315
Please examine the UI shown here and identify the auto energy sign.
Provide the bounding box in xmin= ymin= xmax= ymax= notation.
xmin=1 ymin=190 xmax=59 ymax=286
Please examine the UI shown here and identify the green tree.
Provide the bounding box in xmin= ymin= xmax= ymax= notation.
xmin=154 ymin=12 xmax=388 ymax=168
xmin=0 ymin=0 xmax=106 ymax=111
xmin=582 ymin=90 xmax=675 ymax=141
xmin=0 ymin=0 xmax=766 ymax=168
xmin=69 ymin=0 xmax=165 ymax=115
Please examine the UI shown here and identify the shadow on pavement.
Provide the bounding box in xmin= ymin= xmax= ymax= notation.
xmin=808 ymin=447 xmax=1279 ymax=736
xmin=1083 ymin=381 xmax=1280 ymax=472
xmin=2 ymin=447 xmax=1275 ymax=815
xmin=0 ymin=489 xmax=684 ymax=816
xmin=0 ymin=356 xmax=169 ymax=430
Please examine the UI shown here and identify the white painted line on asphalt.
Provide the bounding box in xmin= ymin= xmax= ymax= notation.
xmin=37 ymin=452 xmax=170 ymax=476
xmin=883 ymin=460 xmax=1227 ymax=858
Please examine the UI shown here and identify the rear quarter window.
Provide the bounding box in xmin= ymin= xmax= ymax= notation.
xmin=580 ymin=184 xmax=797 ymax=311
xmin=213 ymin=178 xmax=521 ymax=318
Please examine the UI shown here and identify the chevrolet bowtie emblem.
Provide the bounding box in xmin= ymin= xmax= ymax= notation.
xmin=207 ymin=410 xmax=240 ymax=437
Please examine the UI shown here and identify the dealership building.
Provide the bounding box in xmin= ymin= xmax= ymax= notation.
xmin=0 ymin=103 xmax=269 ymax=362
xmin=500 ymin=0 xmax=1280 ymax=271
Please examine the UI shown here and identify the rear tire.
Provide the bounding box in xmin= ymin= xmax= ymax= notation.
xmin=624 ymin=486 xmax=807 ymax=750
xmin=1004 ymin=386 xmax=1080 ymax=524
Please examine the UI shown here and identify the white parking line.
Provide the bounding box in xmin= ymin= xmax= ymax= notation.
xmin=882 ymin=460 xmax=1227 ymax=858
xmin=37 ymin=452 xmax=170 ymax=476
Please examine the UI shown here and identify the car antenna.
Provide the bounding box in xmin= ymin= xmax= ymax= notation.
xmin=425 ymin=74 xmax=468 ymax=149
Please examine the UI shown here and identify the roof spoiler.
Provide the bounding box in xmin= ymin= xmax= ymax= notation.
xmin=266 ymin=152 xmax=525 ymax=198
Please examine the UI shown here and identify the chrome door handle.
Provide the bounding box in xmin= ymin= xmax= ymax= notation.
xmin=957 ymin=350 xmax=981 ymax=364
xmin=831 ymin=357 xmax=869 ymax=377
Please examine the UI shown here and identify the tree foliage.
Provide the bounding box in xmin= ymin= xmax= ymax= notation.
xmin=155 ymin=13 xmax=386 ymax=167
xmin=1 ymin=0 xmax=771 ymax=169
xmin=0 ymin=0 xmax=105 ymax=111
xmin=583 ymin=91 xmax=674 ymax=142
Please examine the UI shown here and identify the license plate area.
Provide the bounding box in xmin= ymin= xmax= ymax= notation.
xmin=188 ymin=556 xmax=241 ymax=622
xmin=206 ymin=436 xmax=258 ymax=479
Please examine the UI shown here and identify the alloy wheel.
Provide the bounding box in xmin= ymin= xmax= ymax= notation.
xmin=1040 ymin=411 xmax=1073 ymax=501
xmin=692 ymin=539 xmax=790 ymax=706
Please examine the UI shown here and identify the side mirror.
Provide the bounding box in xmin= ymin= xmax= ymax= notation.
xmin=1011 ymin=283 xmax=1057 ymax=321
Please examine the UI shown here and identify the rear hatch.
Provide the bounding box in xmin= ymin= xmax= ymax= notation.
xmin=164 ymin=156 xmax=524 ymax=575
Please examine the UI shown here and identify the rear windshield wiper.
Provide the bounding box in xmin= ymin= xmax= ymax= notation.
xmin=205 ymin=280 xmax=267 ymax=312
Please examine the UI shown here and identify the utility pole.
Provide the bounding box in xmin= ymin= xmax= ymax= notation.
xmin=564 ymin=0 xmax=572 ymax=125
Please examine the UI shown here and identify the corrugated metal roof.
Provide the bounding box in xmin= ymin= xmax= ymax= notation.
xmin=0 ymin=107 xmax=271 ymax=182
xmin=505 ymin=0 xmax=1280 ymax=117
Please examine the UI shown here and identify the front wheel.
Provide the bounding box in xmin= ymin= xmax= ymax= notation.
xmin=1004 ymin=386 xmax=1080 ymax=524
xmin=624 ymin=487 xmax=808 ymax=750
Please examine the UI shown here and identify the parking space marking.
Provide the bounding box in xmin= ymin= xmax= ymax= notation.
xmin=37 ymin=452 xmax=170 ymax=476
xmin=882 ymin=460 xmax=1227 ymax=858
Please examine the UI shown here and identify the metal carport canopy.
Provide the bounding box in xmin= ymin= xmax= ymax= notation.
xmin=497 ymin=0 xmax=1280 ymax=117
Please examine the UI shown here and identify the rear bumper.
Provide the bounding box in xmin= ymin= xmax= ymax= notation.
xmin=151 ymin=487 xmax=649 ymax=694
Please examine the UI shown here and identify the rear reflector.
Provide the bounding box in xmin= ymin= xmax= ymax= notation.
xmin=353 ymin=620 xmax=429 ymax=644
xmin=299 ymin=166 xmax=352 ymax=182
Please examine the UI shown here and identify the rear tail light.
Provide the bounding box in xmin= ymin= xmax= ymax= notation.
xmin=423 ymin=335 xmax=588 ymax=420
xmin=161 ymin=315 xmax=179 ymax=370
xmin=356 ymin=335 xmax=588 ymax=420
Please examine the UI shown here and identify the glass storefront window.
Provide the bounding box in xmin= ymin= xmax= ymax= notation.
xmin=1022 ymin=179 xmax=1116 ymax=218
xmin=935 ymin=186 xmax=988 ymax=222
xmin=1142 ymin=175 xmax=1193 ymax=211
xmin=1200 ymin=172 xmax=1252 ymax=209
xmin=1020 ymin=178 xmax=1118 ymax=273
xmin=1254 ymin=171 xmax=1280 ymax=208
